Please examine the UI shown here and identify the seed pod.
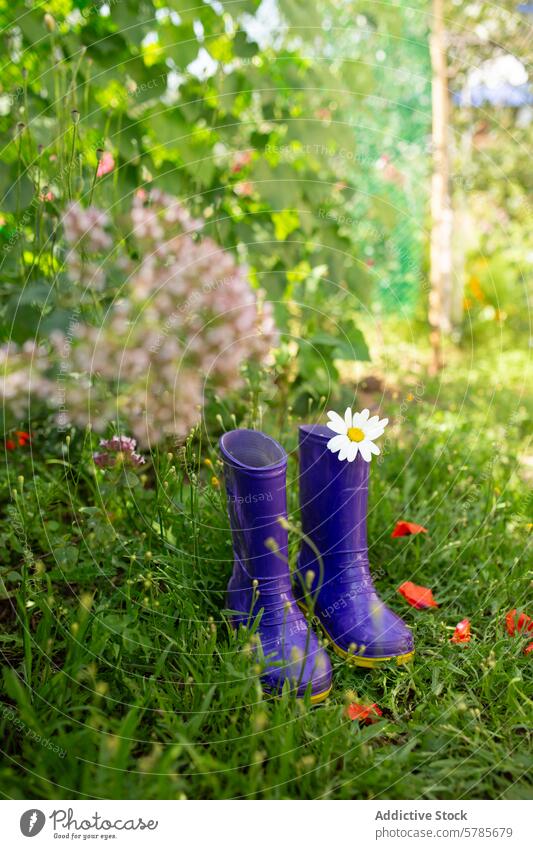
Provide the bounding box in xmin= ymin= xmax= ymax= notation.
xmin=44 ymin=13 xmax=56 ymax=32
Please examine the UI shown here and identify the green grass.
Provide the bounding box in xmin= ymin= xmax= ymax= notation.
xmin=1 ymin=337 xmax=531 ymax=800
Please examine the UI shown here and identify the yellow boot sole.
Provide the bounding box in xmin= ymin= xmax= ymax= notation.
xmin=265 ymin=683 xmax=332 ymax=704
xmin=309 ymin=685 xmax=332 ymax=704
xmin=298 ymin=601 xmax=415 ymax=668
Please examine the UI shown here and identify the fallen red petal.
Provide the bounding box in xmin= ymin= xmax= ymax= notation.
xmin=398 ymin=580 xmax=438 ymax=609
xmin=505 ymin=608 xmax=517 ymax=636
xmin=5 ymin=439 xmax=15 ymax=450
xmin=392 ymin=521 xmax=428 ymax=538
xmin=451 ymin=618 xmax=471 ymax=643
xmin=347 ymin=702 xmax=383 ymax=724
xmin=505 ymin=609 xmax=533 ymax=636
xmin=516 ymin=612 xmax=533 ymax=632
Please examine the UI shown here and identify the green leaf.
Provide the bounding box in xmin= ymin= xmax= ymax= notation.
xmin=0 ymin=164 xmax=35 ymax=213
xmin=332 ymin=331 xmax=370 ymax=362
xmin=14 ymin=281 xmax=51 ymax=306
xmin=272 ymin=209 xmax=300 ymax=240
xmin=55 ymin=545 xmax=80 ymax=570
xmin=232 ymin=30 xmax=258 ymax=58
xmin=310 ymin=321 xmax=370 ymax=362
xmin=159 ymin=23 xmax=199 ymax=68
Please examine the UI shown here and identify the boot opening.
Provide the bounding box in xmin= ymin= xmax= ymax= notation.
xmin=299 ymin=424 xmax=331 ymax=440
xmin=220 ymin=429 xmax=286 ymax=470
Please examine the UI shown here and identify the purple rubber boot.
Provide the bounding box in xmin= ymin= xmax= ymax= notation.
xmin=220 ymin=429 xmax=332 ymax=701
xmin=294 ymin=425 xmax=414 ymax=667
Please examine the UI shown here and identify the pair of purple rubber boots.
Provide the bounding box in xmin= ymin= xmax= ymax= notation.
xmin=220 ymin=425 xmax=414 ymax=703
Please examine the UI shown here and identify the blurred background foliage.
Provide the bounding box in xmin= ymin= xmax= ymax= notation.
xmin=0 ymin=0 xmax=531 ymax=802
xmin=448 ymin=0 xmax=532 ymax=342
xmin=0 ymin=0 xmax=431 ymax=412
xmin=0 ymin=0 xmax=530 ymax=413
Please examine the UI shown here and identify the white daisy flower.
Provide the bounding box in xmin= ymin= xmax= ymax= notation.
xmin=326 ymin=407 xmax=388 ymax=463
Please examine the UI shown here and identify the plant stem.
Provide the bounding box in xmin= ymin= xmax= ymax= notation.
xmin=88 ymin=162 xmax=99 ymax=204
xmin=68 ymin=123 xmax=78 ymax=200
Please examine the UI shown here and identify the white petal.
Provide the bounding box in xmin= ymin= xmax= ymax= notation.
xmin=337 ymin=446 xmax=349 ymax=461
xmin=359 ymin=408 xmax=370 ymax=421
xmin=352 ymin=411 xmax=362 ymax=427
xmin=366 ymin=426 xmax=385 ymax=440
xmin=344 ymin=407 xmax=352 ymax=428
xmin=366 ymin=418 xmax=388 ymax=437
xmin=326 ymin=410 xmax=347 ymax=434
xmin=359 ymin=441 xmax=372 ymax=462
xmin=367 ymin=415 xmax=380 ymax=428
xmin=368 ymin=441 xmax=380 ymax=455
xmin=346 ymin=441 xmax=359 ymax=462
xmin=327 ymin=434 xmax=346 ymax=453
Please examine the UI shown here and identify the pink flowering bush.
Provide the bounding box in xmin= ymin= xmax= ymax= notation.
xmin=0 ymin=342 xmax=54 ymax=419
xmin=62 ymin=201 xmax=113 ymax=290
xmin=49 ymin=190 xmax=277 ymax=446
xmin=93 ymin=435 xmax=145 ymax=468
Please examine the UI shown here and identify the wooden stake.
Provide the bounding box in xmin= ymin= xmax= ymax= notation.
xmin=429 ymin=0 xmax=453 ymax=373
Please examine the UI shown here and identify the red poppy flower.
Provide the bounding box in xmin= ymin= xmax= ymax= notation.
xmin=5 ymin=432 xmax=30 ymax=450
xmin=505 ymin=609 xmax=533 ymax=637
xmin=451 ymin=619 xmax=471 ymax=643
xmin=391 ymin=521 xmax=428 ymax=538
xmin=234 ymin=180 xmax=253 ymax=197
xmin=524 ymin=642 xmax=533 ymax=655
xmin=398 ymin=580 xmax=438 ymax=610
xmin=346 ymin=702 xmax=382 ymax=724
xmin=97 ymin=150 xmax=115 ymax=178
xmin=231 ymin=150 xmax=252 ymax=173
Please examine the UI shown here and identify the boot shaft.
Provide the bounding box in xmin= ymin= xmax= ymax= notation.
xmin=220 ymin=429 xmax=333 ymax=699
xmin=296 ymin=424 xmax=415 ymax=663
xmin=220 ymin=429 xmax=289 ymax=581
xmin=298 ymin=424 xmax=369 ymax=561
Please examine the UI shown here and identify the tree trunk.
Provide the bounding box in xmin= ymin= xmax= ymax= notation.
xmin=429 ymin=0 xmax=453 ymax=373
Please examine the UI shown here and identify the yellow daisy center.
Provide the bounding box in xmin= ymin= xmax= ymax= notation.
xmin=347 ymin=426 xmax=365 ymax=443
